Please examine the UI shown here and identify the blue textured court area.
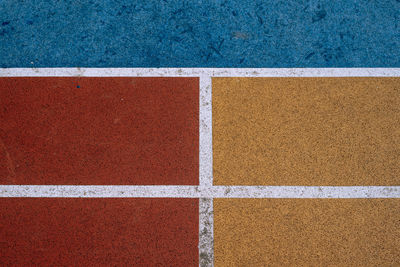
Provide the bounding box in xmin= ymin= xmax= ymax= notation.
xmin=0 ymin=0 xmax=399 ymax=67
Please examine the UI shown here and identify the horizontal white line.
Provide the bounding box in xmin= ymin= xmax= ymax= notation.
xmin=0 ymin=185 xmax=399 ymax=198
xmin=1 ymin=68 xmax=400 ymax=77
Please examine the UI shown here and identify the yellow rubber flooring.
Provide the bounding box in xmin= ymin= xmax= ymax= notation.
xmin=214 ymin=198 xmax=400 ymax=266
xmin=213 ymin=77 xmax=400 ymax=185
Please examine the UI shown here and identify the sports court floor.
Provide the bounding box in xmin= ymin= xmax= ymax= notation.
xmin=1 ymin=68 xmax=399 ymax=266
xmin=1 ymin=0 xmax=399 ymax=266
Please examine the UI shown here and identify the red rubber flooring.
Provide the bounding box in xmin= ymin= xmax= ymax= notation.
xmin=0 ymin=198 xmax=199 ymax=266
xmin=0 ymin=77 xmax=199 ymax=185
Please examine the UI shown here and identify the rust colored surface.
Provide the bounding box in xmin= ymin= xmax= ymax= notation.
xmin=0 ymin=77 xmax=199 ymax=185
xmin=0 ymin=198 xmax=198 ymax=266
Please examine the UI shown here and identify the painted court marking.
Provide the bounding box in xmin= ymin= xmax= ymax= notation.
xmin=1 ymin=68 xmax=400 ymax=267
xmin=0 ymin=185 xmax=399 ymax=198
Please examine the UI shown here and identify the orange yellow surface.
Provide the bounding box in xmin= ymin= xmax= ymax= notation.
xmin=213 ymin=77 xmax=400 ymax=185
xmin=214 ymin=198 xmax=400 ymax=266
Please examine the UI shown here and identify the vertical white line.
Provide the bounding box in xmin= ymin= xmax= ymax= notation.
xmin=199 ymin=75 xmax=213 ymax=187
xmin=199 ymin=198 xmax=214 ymax=267
xmin=199 ymin=75 xmax=214 ymax=266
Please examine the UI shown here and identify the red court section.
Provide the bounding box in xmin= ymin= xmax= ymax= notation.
xmin=0 ymin=77 xmax=199 ymax=184
xmin=0 ymin=198 xmax=198 ymax=266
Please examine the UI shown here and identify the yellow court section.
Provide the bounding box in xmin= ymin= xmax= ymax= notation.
xmin=214 ymin=199 xmax=400 ymax=266
xmin=213 ymin=77 xmax=400 ymax=185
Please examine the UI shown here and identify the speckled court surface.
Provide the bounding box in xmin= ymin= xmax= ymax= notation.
xmin=1 ymin=69 xmax=399 ymax=266
xmin=1 ymin=1 xmax=400 ymax=266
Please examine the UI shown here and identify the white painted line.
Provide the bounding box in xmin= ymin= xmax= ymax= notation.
xmin=199 ymin=74 xmax=214 ymax=267
xmin=209 ymin=186 xmax=400 ymax=198
xmin=0 ymin=185 xmax=399 ymax=198
xmin=1 ymin=68 xmax=400 ymax=77
xmin=0 ymin=185 xmax=198 ymax=198
xmin=199 ymin=75 xmax=213 ymax=187
xmin=199 ymin=198 xmax=214 ymax=267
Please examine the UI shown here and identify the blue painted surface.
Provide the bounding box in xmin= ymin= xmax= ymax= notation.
xmin=0 ymin=0 xmax=399 ymax=67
